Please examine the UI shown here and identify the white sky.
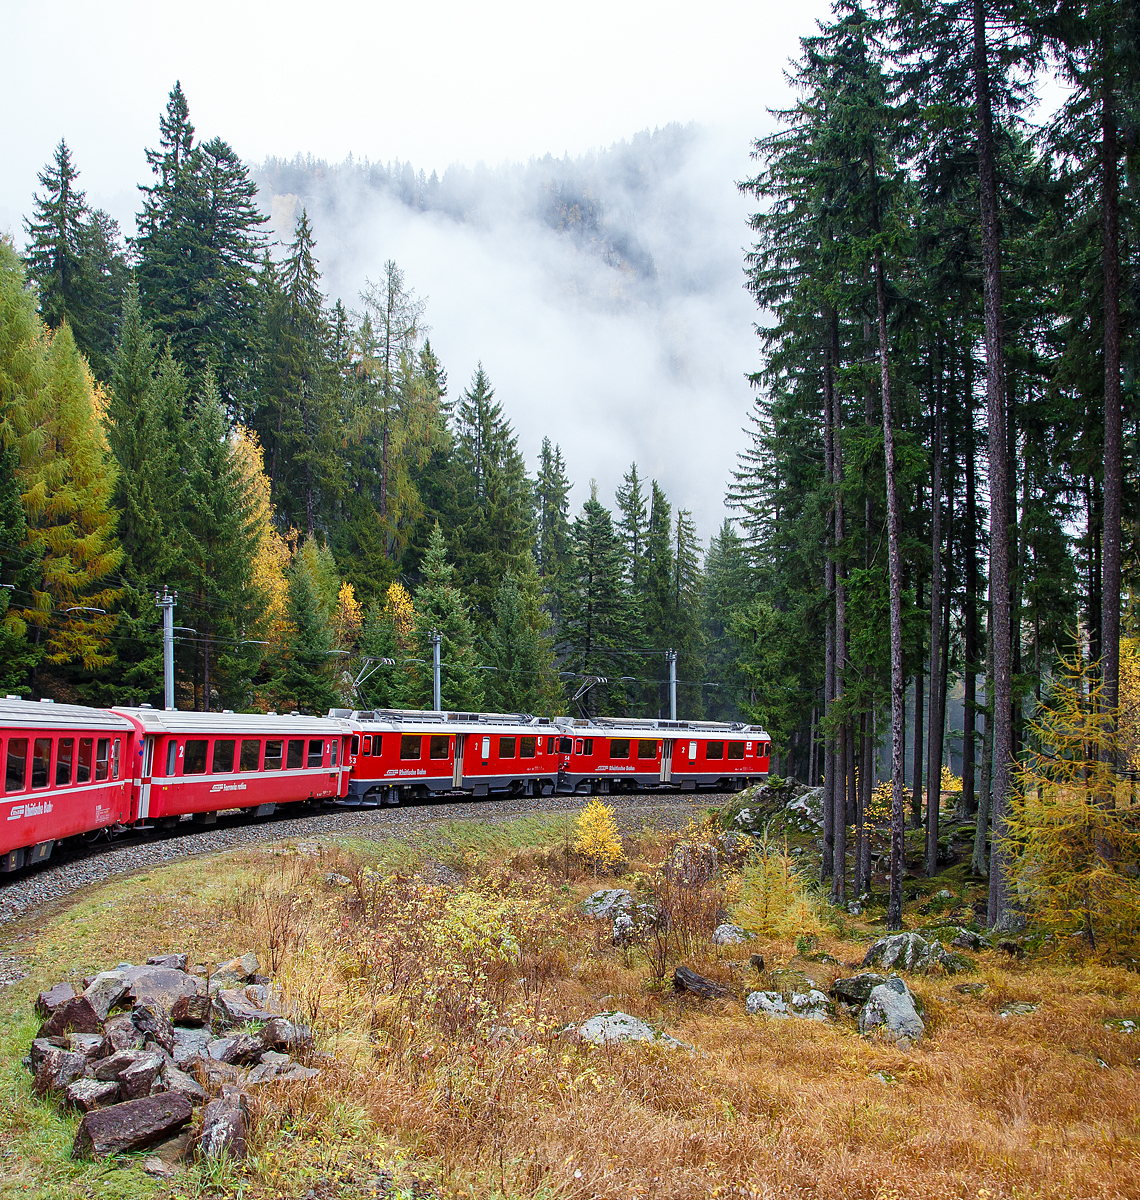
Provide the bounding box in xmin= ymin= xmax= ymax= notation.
xmin=1 ymin=0 xmax=835 ymax=539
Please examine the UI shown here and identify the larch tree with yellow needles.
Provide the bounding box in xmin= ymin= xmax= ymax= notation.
xmin=574 ymin=800 xmax=624 ymax=878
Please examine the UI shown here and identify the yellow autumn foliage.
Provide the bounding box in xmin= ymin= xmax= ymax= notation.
xmin=733 ymin=831 xmax=823 ymax=939
xmin=573 ymin=800 xmax=624 ymax=877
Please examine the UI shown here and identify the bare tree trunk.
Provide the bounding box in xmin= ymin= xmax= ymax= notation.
xmin=832 ymin=331 xmax=848 ymax=905
xmin=912 ymin=576 xmax=925 ymax=828
xmin=876 ymin=247 xmax=906 ymax=930
xmin=926 ymin=384 xmax=944 ymax=877
xmin=821 ymin=314 xmax=838 ymax=884
xmin=963 ymin=352 xmax=979 ymax=815
xmin=973 ymin=617 xmax=995 ymax=877
xmin=973 ymin=0 xmax=1013 ymax=929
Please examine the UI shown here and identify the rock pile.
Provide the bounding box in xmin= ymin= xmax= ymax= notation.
xmin=862 ymin=931 xmax=974 ymax=975
xmin=26 ymin=952 xmax=317 ymax=1162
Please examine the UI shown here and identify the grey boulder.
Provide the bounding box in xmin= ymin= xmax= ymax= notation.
xmin=746 ymin=991 xmax=789 ymax=1018
xmin=146 ymin=953 xmax=189 ymax=971
xmin=34 ymin=1047 xmax=88 ymax=1095
xmin=35 ymin=982 xmax=76 ymax=1019
xmin=260 ymin=1017 xmax=312 ymax=1052
xmin=712 ymin=924 xmax=749 ymax=945
xmin=64 ymin=1078 xmax=120 ymax=1112
xmin=120 ymin=965 xmax=199 ymax=1013
xmin=830 ymin=974 xmax=890 ymax=1006
xmin=578 ymin=1011 xmax=656 ymax=1045
xmin=82 ymin=971 xmax=130 ymax=1021
xmin=199 ymin=1092 xmax=248 ymax=1160
xmin=581 ymin=889 xmax=632 ymax=920
xmin=862 ymin=932 xmax=947 ymax=974
xmin=859 ymin=977 xmax=925 ymax=1047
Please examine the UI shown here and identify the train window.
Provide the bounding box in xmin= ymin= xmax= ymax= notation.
xmin=574 ymin=739 xmax=583 ymax=754
xmin=560 ymin=738 xmax=573 ymax=754
xmin=56 ymin=738 xmax=74 ymax=786
xmin=330 ymin=741 xmax=338 ymax=767
xmin=264 ymin=740 xmax=284 ymax=770
xmin=637 ymin=739 xmax=658 ymax=760
xmin=609 ymin=739 xmax=630 ymax=760
xmin=362 ymin=735 xmax=372 ymax=756
xmin=480 ymin=737 xmax=490 ymax=760
xmin=5 ymin=738 xmax=27 ymax=792
xmin=688 ymin=741 xmax=697 ymax=758
xmin=520 ymin=736 xmax=536 ymax=759
xmin=77 ymin=738 xmax=93 ymax=783
xmin=350 ymin=735 xmax=360 ymax=756
xmin=429 ymin=735 xmax=449 ymax=760
xmin=111 ymin=738 xmax=121 ymax=780
xmin=499 ymin=737 xmax=516 ymax=759
xmin=307 ymin=739 xmax=323 ymax=768
xmin=31 ymin=738 xmax=51 ymax=788
xmin=762 ymin=742 xmax=770 ymax=757
xmin=728 ymin=742 xmax=745 ymax=760
xmin=165 ymin=740 xmax=177 ymax=776
xmin=212 ymin=740 xmax=236 ymax=773
xmin=400 ymin=735 xmax=422 ymax=761
xmin=584 ymin=738 xmax=593 ymax=755
xmin=706 ymin=741 xmax=724 ymax=760
xmin=239 ymin=740 xmax=261 ymax=772
xmin=286 ymin=740 xmax=305 ymax=769
xmin=546 ymin=736 xmax=554 ymax=754
xmin=184 ymin=740 xmax=208 ymax=774
xmin=95 ymin=738 xmax=111 ymax=781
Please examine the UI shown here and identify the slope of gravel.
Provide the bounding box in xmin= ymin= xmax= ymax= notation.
xmin=0 ymin=790 xmax=716 ymax=935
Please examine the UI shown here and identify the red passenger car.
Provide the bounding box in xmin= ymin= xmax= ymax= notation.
xmin=113 ymin=708 xmax=353 ymax=825
xmin=0 ymin=697 xmax=136 ymax=871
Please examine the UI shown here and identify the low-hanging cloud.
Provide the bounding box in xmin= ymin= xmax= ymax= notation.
xmin=256 ymin=123 xmax=762 ymax=544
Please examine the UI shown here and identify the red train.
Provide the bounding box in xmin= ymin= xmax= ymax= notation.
xmin=0 ymin=695 xmax=768 ymax=872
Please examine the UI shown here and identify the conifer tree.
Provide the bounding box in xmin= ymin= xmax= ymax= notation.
xmin=0 ymin=407 xmax=39 ymax=693
xmin=561 ymin=491 xmax=632 ymax=716
xmin=134 ymin=83 xmax=267 ymax=402
xmin=451 ymin=365 xmax=533 ymax=622
xmin=484 ymin=553 xmax=561 ymax=715
xmin=615 ymin=462 xmax=649 ymax=595
xmin=410 ymin=523 xmax=484 ymax=711
xmin=535 ymin=437 xmax=573 ymax=623
xmin=275 ymin=561 xmax=338 ymax=715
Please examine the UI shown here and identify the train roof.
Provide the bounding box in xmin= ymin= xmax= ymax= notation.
xmin=113 ymin=708 xmax=351 ymax=736
xmin=0 ymin=697 xmax=137 ymax=732
xmin=332 ymin=708 xmax=768 ymax=740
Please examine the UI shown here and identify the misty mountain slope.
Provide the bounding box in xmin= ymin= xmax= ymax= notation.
xmin=253 ymin=124 xmax=759 ymax=536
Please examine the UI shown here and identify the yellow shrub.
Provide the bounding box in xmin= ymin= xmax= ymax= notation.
xmin=573 ymin=799 xmax=624 ymax=877
xmin=941 ymin=764 xmax=962 ymax=793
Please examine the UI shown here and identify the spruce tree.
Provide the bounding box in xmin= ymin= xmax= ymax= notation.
xmin=451 ymin=365 xmax=533 ymax=623
xmin=410 ymin=523 xmax=484 ymax=711
xmin=275 ymin=562 xmax=338 ymax=715
xmin=484 ymin=553 xmax=560 ymax=715
xmin=535 ymin=437 xmax=573 ymax=625
xmin=615 ymin=462 xmax=649 ymax=595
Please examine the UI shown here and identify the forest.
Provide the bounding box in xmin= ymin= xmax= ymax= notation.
xmin=0 ymin=0 xmax=1137 ymax=936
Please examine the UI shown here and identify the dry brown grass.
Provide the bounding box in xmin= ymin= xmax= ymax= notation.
xmin=2 ymin=822 xmax=1140 ymax=1200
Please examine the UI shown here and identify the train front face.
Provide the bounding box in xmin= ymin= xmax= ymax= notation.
xmin=0 ymin=697 xmax=136 ymax=871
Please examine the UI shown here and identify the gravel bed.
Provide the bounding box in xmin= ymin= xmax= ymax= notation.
xmin=0 ymin=790 xmax=719 ymax=938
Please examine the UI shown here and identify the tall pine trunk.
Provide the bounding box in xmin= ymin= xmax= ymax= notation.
xmin=877 ymin=246 xmax=906 ymax=930
xmin=821 ymin=316 xmax=838 ymax=884
xmin=832 ymin=340 xmax=848 ymax=905
xmin=973 ymin=0 xmax=1014 ymax=928
xmin=912 ymin=574 xmax=924 ymax=828
xmin=926 ymin=384 xmax=944 ymax=877
xmin=963 ymin=360 xmax=979 ymax=816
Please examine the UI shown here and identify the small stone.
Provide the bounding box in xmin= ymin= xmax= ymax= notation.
xmin=100 ymin=1013 xmax=145 ymax=1057
xmin=73 ymin=1093 xmax=192 ymax=1159
xmin=199 ymin=1093 xmax=248 ymax=1160
xmin=27 ymin=1038 xmax=60 ymax=1071
xmin=82 ymin=971 xmax=130 ymax=1021
xmin=745 ymin=991 xmax=789 ymax=1018
xmin=211 ymin=1033 xmax=262 ymax=1065
xmin=171 ymin=1025 xmax=213 ymax=1068
xmin=862 ymin=932 xmax=947 ymax=974
xmin=949 ymin=928 xmax=991 ymax=952
xmin=160 ymin=1062 xmax=208 ymax=1104
xmin=830 ymin=974 xmax=890 ymax=1006
xmin=245 ymin=1060 xmax=280 ymax=1085
xmin=142 ymin=1157 xmax=177 ymax=1179
xmin=580 ymin=889 xmax=632 ymax=919
xmin=260 ymin=1017 xmax=313 ymax=1052
xmin=170 ymin=994 xmax=212 ymax=1027
xmin=213 ymin=988 xmax=274 ymax=1028
xmin=133 ymin=1002 xmax=176 ymax=1054
xmin=749 ymin=953 xmax=765 ymax=972
xmin=847 ymin=901 xmax=863 ymax=916
xmin=577 ymin=1011 xmax=656 ymax=1044
xmin=94 ymin=1049 xmax=150 ymax=1081
xmin=712 ymin=923 xmax=749 ymax=945
xmin=146 ymin=953 xmax=189 ymax=971
xmin=34 ymin=1047 xmax=88 ymax=1095
xmin=211 ymin=952 xmax=259 ymax=990
xmin=67 ymin=1032 xmax=105 ymax=1059
xmin=119 ymin=1051 xmax=166 ymax=1100
xmin=274 ymin=1064 xmax=320 ymax=1083
xmin=64 ymin=1077 xmax=120 ymax=1112
xmin=35 ymin=982 xmax=76 ymax=1019
xmin=120 ymin=965 xmax=199 ymax=1013
xmin=789 ymin=989 xmax=832 ymax=1022
xmin=37 ymin=995 xmax=102 ymax=1039
xmin=998 ymin=1001 xmax=1038 ymax=1018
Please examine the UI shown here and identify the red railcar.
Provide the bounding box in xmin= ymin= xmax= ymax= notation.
xmin=0 ymin=697 xmax=137 ymax=871
xmin=342 ymin=709 xmax=770 ymax=803
xmin=112 ymin=708 xmax=353 ymax=825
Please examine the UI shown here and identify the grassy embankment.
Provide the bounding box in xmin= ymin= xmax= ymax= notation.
xmin=0 ymin=808 xmax=1138 ymax=1200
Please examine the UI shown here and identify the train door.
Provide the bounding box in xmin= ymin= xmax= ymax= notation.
xmin=453 ymin=734 xmax=465 ymax=788
xmin=660 ymin=739 xmax=673 ymax=784
xmin=138 ymin=737 xmax=155 ymax=818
